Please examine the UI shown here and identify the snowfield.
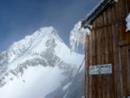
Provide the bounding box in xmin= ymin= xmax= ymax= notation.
xmin=0 ymin=66 xmax=64 ymax=98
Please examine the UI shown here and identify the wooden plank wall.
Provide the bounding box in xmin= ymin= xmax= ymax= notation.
xmin=85 ymin=0 xmax=130 ymax=98
xmin=120 ymin=46 xmax=130 ymax=96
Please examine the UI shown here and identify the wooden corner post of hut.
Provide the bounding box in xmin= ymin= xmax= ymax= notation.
xmin=82 ymin=0 xmax=130 ymax=98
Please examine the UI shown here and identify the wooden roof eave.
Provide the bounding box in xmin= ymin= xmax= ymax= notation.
xmin=81 ymin=0 xmax=116 ymax=28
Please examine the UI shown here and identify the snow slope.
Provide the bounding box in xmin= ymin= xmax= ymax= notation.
xmin=0 ymin=26 xmax=84 ymax=98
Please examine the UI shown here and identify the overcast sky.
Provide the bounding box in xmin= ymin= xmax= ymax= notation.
xmin=0 ymin=0 xmax=99 ymax=52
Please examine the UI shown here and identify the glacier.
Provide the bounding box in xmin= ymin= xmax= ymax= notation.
xmin=0 ymin=26 xmax=84 ymax=98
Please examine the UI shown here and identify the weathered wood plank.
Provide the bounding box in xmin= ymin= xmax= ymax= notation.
xmin=85 ymin=0 xmax=130 ymax=98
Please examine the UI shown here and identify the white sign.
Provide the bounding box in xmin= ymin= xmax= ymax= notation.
xmin=89 ymin=64 xmax=112 ymax=75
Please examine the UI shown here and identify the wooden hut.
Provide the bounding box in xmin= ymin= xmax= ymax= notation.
xmin=81 ymin=0 xmax=130 ymax=98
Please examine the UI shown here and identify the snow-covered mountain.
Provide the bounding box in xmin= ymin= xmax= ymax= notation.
xmin=0 ymin=26 xmax=84 ymax=98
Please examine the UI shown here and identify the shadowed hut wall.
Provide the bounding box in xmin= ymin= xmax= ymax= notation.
xmin=85 ymin=0 xmax=130 ymax=98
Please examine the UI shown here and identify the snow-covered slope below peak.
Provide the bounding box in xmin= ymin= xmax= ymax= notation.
xmin=0 ymin=66 xmax=70 ymax=98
